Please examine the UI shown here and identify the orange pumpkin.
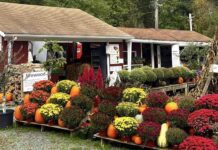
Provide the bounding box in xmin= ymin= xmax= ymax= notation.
xmin=134 ymin=136 xmax=142 ymax=145
xmin=165 ymin=102 xmax=178 ymax=113
xmin=23 ymin=94 xmax=30 ymax=104
xmin=131 ymin=135 xmax=138 ymax=142
xmin=138 ymin=104 xmax=147 ymax=113
xmin=177 ymin=77 xmax=184 ymax=84
xmin=35 ymin=109 xmax=45 ymax=124
xmin=0 ymin=93 xmax=3 ymax=103
xmin=107 ymin=124 xmax=118 ymax=139
xmin=51 ymin=86 xmax=58 ymax=94
xmin=58 ymin=118 xmax=65 ymax=127
xmin=65 ymin=101 xmax=72 ymax=108
xmin=70 ymin=86 xmax=80 ymax=98
xmin=6 ymin=93 xmax=12 ymax=102
xmin=14 ymin=105 xmax=23 ymax=121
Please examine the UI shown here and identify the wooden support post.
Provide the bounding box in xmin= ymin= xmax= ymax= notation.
xmin=140 ymin=43 xmax=143 ymax=58
xmin=127 ymin=41 xmax=132 ymax=71
xmin=151 ymin=44 xmax=155 ymax=68
xmin=157 ymin=45 xmax=161 ymax=68
xmin=7 ymin=40 xmax=13 ymax=64
xmin=202 ymin=73 xmax=213 ymax=96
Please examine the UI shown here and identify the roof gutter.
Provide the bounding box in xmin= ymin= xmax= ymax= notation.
xmin=130 ymin=39 xmax=210 ymax=46
xmin=4 ymin=33 xmax=134 ymax=41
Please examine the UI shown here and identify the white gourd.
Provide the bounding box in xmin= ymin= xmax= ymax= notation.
xmin=157 ymin=123 xmax=168 ymax=148
xmin=135 ymin=114 xmax=143 ymax=123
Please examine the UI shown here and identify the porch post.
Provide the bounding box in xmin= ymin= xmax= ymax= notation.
xmin=127 ymin=41 xmax=132 ymax=71
xmin=7 ymin=40 xmax=13 ymax=64
xmin=106 ymin=42 xmax=110 ymax=77
xmin=140 ymin=43 xmax=143 ymax=58
xmin=157 ymin=45 xmax=161 ymax=68
xmin=150 ymin=44 xmax=155 ymax=68
xmin=171 ymin=44 xmax=181 ymax=67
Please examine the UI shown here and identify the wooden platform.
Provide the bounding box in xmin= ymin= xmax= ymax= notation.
xmin=151 ymin=83 xmax=196 ymax=95
xmin=15 ymin=120 xmax=79 ymax=135
xmin=94 ymin=133 xmax=171 ymax=150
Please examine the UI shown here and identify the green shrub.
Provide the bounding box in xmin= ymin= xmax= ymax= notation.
xmin=129 ymin=68 xmax=147 ymax=83
xmin=178 ymin=96 xmax=195 ymax=112
xmin=48 ymin=93 xmax=70 ymax=107
xmin=168 ymin=109 xmax=189 ymax=128
xmin=98 ymin=100 xmax=117 ymax=117
xmin=142 ymin=66 xmax=152 ymax=70
xmin=80 ymin=85 xmax=99 ymax=99
xmin=171 ymin=67 xmax=182 ymax=78
xmin=59 ymin=107 xmax=85 ymax=128
xmin=143 ymin=70 xmax=157 ymax=82
xmin=118 ymin=70 xmax=130 ymax=82
xmin=90 ymin=112 xmax=112 ymax=131
xmin=153 ymin=68 xmax=164 ymax=80
xmin=122 ymin=87 xmax=147 ymax=103
xmin=179 ymin=67 xmax=192 ymax=79
xmin=166 ymin=128 xmax=188 ymax=145
xmin=116 ymin=102 xmax=139 ymax=117
xmin=56 ymin=80 xmax=77 ymax=94
xmin=161 ymin=68 xmax=174 ymax=79
xmin=71 ymin=95 xmax=92 ymax=113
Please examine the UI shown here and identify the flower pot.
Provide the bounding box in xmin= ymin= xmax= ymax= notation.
xmin=120 ymin=136 xmax=131 ymax=142
xmin=0 ymin=109 xmax=14 ymax=128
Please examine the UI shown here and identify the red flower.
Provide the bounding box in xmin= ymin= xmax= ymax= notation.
xmin=142 ymin=107 xmax=167 ymax=124
xmin=146 ymin=91 xmax=169 ymax=108
xmin=179 ymin=136 xmax=217 ymax=150
xmin=188 ymin=109 xmax=218 ymax=136
xmin=33 ymin=80 xmax=55 ymax=92
xmin=195 ymin=94 xmax=218 ymax=110
xmin=168 ymin=109 xmax=189 ymax=128
xmin=20 ymin=103 xmax=39 ymax=120
xmin=30 ymin=90 xmax=50 ymax=105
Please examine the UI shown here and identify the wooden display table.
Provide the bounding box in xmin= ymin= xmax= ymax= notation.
xmin=94 ymin=133 xmax=171 ymax=150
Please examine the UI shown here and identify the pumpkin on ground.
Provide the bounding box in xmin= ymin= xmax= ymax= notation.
xmin=51 ymin=86 xmax=58 ymax=94
xmin=138 ymin=104 xmax=147 ymax=113
xmin=58 ymin=118 xmax=65 ymax=127
xmin=131 ymin=135 xmax=138 ymax=142
xmin=70 ymin=86 xmax=80 ymax=98
xmin=107 ymin=124 xmax=118 ymax=139
xmin=6 ymin=93 xmax=13 ymax=102
xmin=134 ymin=136 xmax=142 ymax=145
xmin=177 ymin=77 xmax=184 ymax=84
xmin=23 ymin=94 xmax=30 ymax=104
xmin=14 ymin=105 xmax=23 ymax=121
xmin=65 ymin=101 xmax=72 ymax=108
xmin=35 ymin=109 xmax=45 ymax=124
xmin=165 ymin=102 xmax=178 ymax=113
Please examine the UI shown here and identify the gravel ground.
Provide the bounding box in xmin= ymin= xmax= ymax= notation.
xmin=0 ymin=126 xmax=133 ymax=150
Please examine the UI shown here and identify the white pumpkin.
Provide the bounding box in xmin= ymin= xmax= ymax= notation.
xmin=157 ymin=123 xmax=168 ymax=148
xmin=135 ymin=114 xmax=143 ymax=123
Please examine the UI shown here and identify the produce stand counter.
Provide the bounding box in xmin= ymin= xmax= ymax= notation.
xmin=151 ymin=83 xmax=196 ymax=95
xmin=15 ymin=120 xmax=79 ymax=136
xmin=94 ymin=133 xmax=171 ymax=150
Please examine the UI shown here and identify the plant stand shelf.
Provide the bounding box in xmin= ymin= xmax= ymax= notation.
xmin=15 ymin=120 xmax=79 ymax=136
xmin=93 ymin=133 xmax=171 ymax=150
xmin=151 ymin=83 xmax=196 ymax=95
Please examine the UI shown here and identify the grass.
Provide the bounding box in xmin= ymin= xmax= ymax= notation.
xmin=0 ymin=124 xmax=135 ymax=150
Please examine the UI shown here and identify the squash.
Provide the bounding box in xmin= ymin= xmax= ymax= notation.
xmin=134 ymin=136 xmax=142 ymax=145
xmin=51 ymin=86 xmax=58 ymax=94
xmin=65 ymin=101 xmax=72 ymax=108
xmin=0 ymin=93 xmax=3 ymax=103
xmin=131 ymin=135 xmax=138 ymax=142
xmin=165 ymin=102 xmax=178 ymax=113
xmin=58 ymin=118 xmax=65 ymax=127
xmin=177 ymin=77 xmax=184 ymax=84
xmin=107 ymin=124 xmax=118 ymax=139
xmin=157 ymin=123 xmax=168 ymax=148
xmin=35 ymin=109 xmax=45 ymax=124
xmin=6 ymin=93 xmax=13 ymax=102
xmin=70 ymin=86 xmax=80 ymax=98
xmin=138 ymin=104 xmax=147 ymax=113
xmin=14 ymin=105 xmax=23 ymax=121
xmin=135 ymin=114 xmax=143 ymax=123
xmin=23 ymin=94 xmax=30 ymax=104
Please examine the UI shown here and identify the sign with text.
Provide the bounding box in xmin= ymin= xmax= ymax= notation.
xmin=106 ymin=44 xmax=120 ymax=64
xmin=210 ymin=64 xmax=218 ymax=73
xmin=23 ymin=71 xmax=48 ymax=92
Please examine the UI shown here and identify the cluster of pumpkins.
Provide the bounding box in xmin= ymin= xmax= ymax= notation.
xmin=14 ymin=84 xmax=80 ymax=126
xmin=0 ymin=92 xmax=13 ymax=103
xmin=105 ymin=101 xmax=179 ymax=146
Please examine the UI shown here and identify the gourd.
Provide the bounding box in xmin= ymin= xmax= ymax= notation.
xmin=157 ymin=123 xmax=168 ymax=148
xmin=6 ymin=93 xmax=13 ymax=102
xmin=135 ymin=114 xmax=143 ymax=123
xmin=177 ymin=77 xmax=184 ymax=84
xmin=24 ymin=94 xmax=30 ymax=104
xmin=65 ymin=101 xmax=72 ymax=108
xmin=70 ymin=86 xmax=80 ymax=98
xmin=14 ymin=105 xmax=23 ymax=121
xmin=51 ymin=86 xmax=58 ymax=94
xmin=165 ymin=102 xmax=178 ymax=113
xmin=134 ymin=136 xmax=142 ymax=145
xmin=58 ymin=118 xmax=65 ymax=127
xmin=138 ymin=104 xmax=147 ymax=113
xmin=35 ymin=108 xmax=45 ymax=124
xmin=107 ymin=124 xmax=118 ymax=138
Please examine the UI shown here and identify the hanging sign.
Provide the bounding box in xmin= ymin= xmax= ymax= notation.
xmin=106 ymin=44 xmax=120 ymax=64
xmin=76 ymin=42 xmax=83 ymax=59
xmin=22 ymin=71 xmax=48 ymax=92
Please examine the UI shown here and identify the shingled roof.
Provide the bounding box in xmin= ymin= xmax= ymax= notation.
xmin=0 ymin=2 xmax=132 ymax=40
xmin=118 ymin=27 xmax=211 ymax=42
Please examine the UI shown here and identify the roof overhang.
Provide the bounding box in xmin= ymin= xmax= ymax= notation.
xmin=130 ymin=39 xmax=211 ymax=46
xmin=0 ymin=31 xmax=5 ymax=37
xmin=3 ymin=33 xmax=134 ymax=42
